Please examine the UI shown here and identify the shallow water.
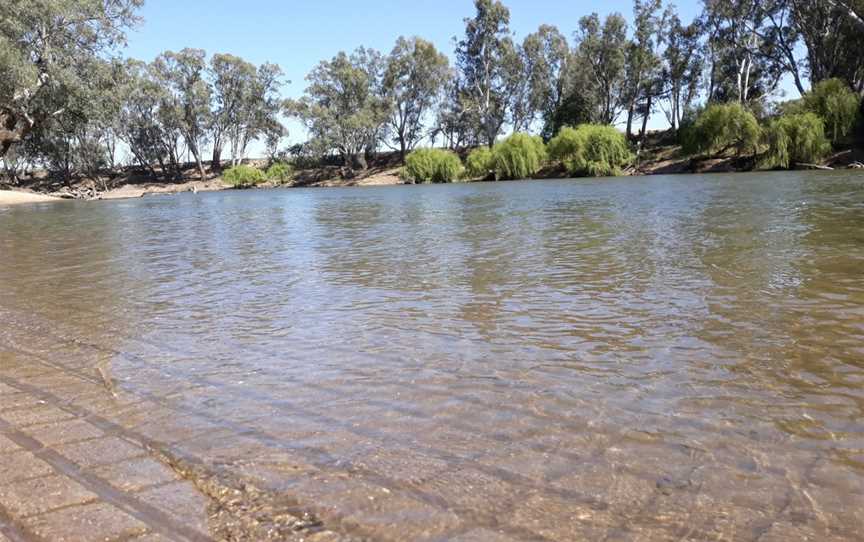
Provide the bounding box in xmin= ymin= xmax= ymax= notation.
xmin=1 ymin=172 xmax=863 ymax=540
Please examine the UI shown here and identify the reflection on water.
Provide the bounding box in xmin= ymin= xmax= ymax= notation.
xmin=1 ymin=172 xmax=863 ymax=540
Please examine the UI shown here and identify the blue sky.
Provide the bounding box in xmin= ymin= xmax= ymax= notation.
xmin=120 ymin=1 xmax=740 ymax=150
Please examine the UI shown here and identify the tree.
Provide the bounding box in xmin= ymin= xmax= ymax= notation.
xmin=573 ymin=13 xmax=629 ymax=125
xmin=154 ymin=49 xmax=212 ymax=179
xmin=660 ymin=12 xmax=704 ymax=133
xmin=703 ymin=0 xmax=789 ymax=105
xmin=455 ymin=0 xmax=516 ymax=147
xmin=622 ymin=0 xmax=663 ymax=140
xmin=0 ymin=0 xmax=142 ymax=158
xmin=210 ymin=54 xmax=253 ymax=169
xmin=521 ymin=25 xmax=571 ymax=138
xmin=789 ymin=0 xmax=864 ymax=95
xmin=116 ymin=60 xmax=179 ymax=180
xmin=288 ymin=47 xmax=390 ymax=170
xmin=382 ymin=37 xmax=450 ymax=162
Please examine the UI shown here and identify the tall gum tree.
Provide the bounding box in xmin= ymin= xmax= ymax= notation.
xmin=382 ymin=37 xmax=450 ymax=162
xmin=0 ymin=0 xmax=142 ymax=158
xmin=455 ymin=0 xmax=515 ymax=147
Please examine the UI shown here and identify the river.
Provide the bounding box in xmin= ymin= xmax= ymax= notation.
xmin=1 ymin=172 xmax=862 ymax=540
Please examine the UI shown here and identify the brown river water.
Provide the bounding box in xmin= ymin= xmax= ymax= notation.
xmin=1 ymin=172 xmax=863 ymax=540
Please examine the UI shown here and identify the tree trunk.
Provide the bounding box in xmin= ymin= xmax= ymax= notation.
xmin=0 ymin=109 xmax=33 ymax=159
xmin=639 ymin=95 xmax=652 ymax=144
xmin=212 ymin=146 xmax=222 ymax=172
xmin=626 ymin=105 xmax=635 ymax=140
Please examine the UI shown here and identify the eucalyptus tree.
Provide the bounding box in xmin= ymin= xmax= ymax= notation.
xmin=154 ymin=49 xmax=212 ymax=179
xmin=520 ymin=25 xmax=571 ymax=139
xmin=117 ymin=60 xmax=177 ymax=180
xmin=0 ymin=0 xmax=142 ymax=158
xmin=228 ymin=62 xmax=283 ymax=167
xmin=455 ymin=0 xmax=517 ymax=147
xmin=660 ymin=12 xmax=704 ymax=133
xmin=382 ymin=37 xmax=450 ymax=162
xmin=702 ymin=0 xmax=789 ymax=105
xmin=623 ymin=0 xmax=663 ymax=139
xmin=209 ymin=54 xmax=256 ymax=169
xmin=788 ymin=0 xmax=864 ymax=94
xmin=433 ymin=77 xmax=478 ymax=150
xmin=573 ymin=13 xmax=629 ymax=125
xmin=288 ymin=47 xmax=390 ymax=170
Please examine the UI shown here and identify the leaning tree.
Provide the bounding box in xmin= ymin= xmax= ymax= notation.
xmin=0 ymin=0 xmax=142 ymax=158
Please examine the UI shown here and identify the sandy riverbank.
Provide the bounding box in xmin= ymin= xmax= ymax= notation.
xmin=0 ymin=190 xmax=61 ymax=205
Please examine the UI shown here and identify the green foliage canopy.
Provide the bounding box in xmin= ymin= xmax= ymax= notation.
xmin=680 ymin=103 xmax=761 ymax=157
xmin=548 ymin=124 xmax=632 ymax=177
xmin=491 ymin=133 xmax=547 ymax=180
xmin=762 ymin=113 xmax=831 ymax=169
xmin=223 ymin=164 xmax=266 ymax=188
xmin=403 ymin=148 xmax=464 ymax=183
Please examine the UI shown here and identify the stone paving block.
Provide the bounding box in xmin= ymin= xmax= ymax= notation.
xmin=0 ymin=434 xmax=19 ymax=452
xmin=22 ymin=501 xmax=149 ymax=541
xmin=507 ymin=490 xmax=621 ymax=541
xmin=448 ymin=528 xmax=522 ymax=541
xmin=422 ymin=466 xmax=518 ymax=515
xmin=91 ymin=456 xmax=181 ymax=492
xmin=25 ymin=418 xmax=105 ymax=447
xmin=135 ymin=481 xmax=211 ymax=536
xmin=0 ymin=474 xmax=98 ymax=518
xmin=53 ymin=436 xmax=145 ymax=468
xmin=0 ymin=404 xmax=77 ymax=428
xmin=0 ymin=451 xmax=53 ymax=484
xmin=0 ymin=393 xmax=36 ymax=411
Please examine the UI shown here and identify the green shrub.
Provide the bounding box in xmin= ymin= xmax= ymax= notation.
xmin=265 ymin=162 xmax=293 ymax=184
xmin=762 ymin=113 xmax=831 ymax=169
xmin=403 ymin=148 xmax=464 ymax=183
xmin=802 ymin=78 xmax=861 ymax=144
xmin=681 ymin=103 xmax=761 ymax=157
xmin=548 ymin=124 xmax=632 ymax=177
xmin=465 ymin=147 xmax=495 ymax=179
xmin=223 ymin=165 xmax=267 ymax=188
xmin=491 ymin=133 xmax=546 ymax=180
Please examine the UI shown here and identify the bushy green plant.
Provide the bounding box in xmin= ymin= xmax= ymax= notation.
xmin=223 ymin=165 xmax=267 ymax=188
xmin=403 ymin=148 xmax=464 ymax=183
xmin=802 ymin=78 xmax=861 ymax=144
xmin=681 ymin=103 xmax=761 ymax=157
xmin=265 ymin=162 xmax=293 ymax=184
xmin=762 ymin=113 xmax=831 ymax=169
xmin=465 ymin=147 xmax=495 ymax=179
xmin=548 ymin=125 xmax=632 ymax=177
xmin=491 ymin=133 xmax=546 ymax=180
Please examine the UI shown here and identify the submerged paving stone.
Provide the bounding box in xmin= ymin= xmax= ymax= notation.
xmin=24 ymin=418 xmax=105 ymax=446
xmin=0 ymin=404 xmax=77 ymax=428
xmin=22 ymin=501 xmax=150 ymax=541
xmin=0 ymin=451 xmax=54 ymax=484
xmin=53 ymin=436 xmax=146 ymax=468
xmin=91 ymin=456 xmax=181 ymax=492
xmin=0 ymin=474 xmax=98 ymax=518
xmin=135 ymin=481 xmax=211 ymax=536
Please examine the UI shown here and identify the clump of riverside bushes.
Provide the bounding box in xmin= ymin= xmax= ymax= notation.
xmin=403 ymin=148 xmax=464 ymax=183
xmin=548 ymin=124 xmax=632 ymax=177
xmin=798 ymin=78 xmax=861 ymax=145
xmin=491 ymin=133 xmax=547 ymax=180
xmin=223 ymin=164 xmax=267 ymax=188
xmin=265 ymin=162 xmax=293 ymax=184
xmin=465 ymin=147 xmax=495 ymax=180
xmin=681 ymin=103 xmax=761 ymax=158
xmin=762 ymin=113 xmax=831 ymax=169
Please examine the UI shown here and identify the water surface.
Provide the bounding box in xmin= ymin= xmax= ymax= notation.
xmin=1 ymin=172 xmax=863 ymax=540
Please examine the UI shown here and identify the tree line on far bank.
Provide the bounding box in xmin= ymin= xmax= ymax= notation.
xmin=2 ymin=0 xmax=863 ymax=186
